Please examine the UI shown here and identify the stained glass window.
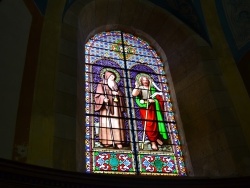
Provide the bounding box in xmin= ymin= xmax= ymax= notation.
xmin=85 ymin=31 xmax=186 ymax=176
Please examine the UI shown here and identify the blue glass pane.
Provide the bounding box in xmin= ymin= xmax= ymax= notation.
xmin=85 ymin=31 xmax=186 ymax=176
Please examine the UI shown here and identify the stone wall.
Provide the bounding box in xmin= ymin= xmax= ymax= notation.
xmin=5 ymin=0 xmax=250 ymax=177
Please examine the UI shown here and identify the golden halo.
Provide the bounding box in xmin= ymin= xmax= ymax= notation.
xmin=135 ymin=73 xmax=152 ymax=84
xmin=100 ymin=68 xmax=120 ymax=82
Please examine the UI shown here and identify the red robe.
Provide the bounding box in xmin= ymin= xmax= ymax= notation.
xmin=138 ymin=95 xmax=165 ymax=141
xmin=135 ymin=85 xmax=167 ymax=142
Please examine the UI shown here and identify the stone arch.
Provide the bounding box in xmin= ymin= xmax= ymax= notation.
xmin=59 ymin=0 xmax=229 ymax=176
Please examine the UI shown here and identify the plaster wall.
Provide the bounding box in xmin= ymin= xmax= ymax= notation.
xmin=5 ymin=0 xmax=250 ymax=177
xmin=0 ymin=0 xmax=31 ymax=159
xmin=61 ymin=0 xmax=250 ymax=176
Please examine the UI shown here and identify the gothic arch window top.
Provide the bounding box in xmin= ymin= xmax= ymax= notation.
xmin=85 ymin=31 xmax=186 ymax=176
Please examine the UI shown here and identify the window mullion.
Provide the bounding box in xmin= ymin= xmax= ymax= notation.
xmin=120 ymin=31 xmax=140 ymax=175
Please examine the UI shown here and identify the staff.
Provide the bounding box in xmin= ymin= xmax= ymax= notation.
xmin=102 ymin=74 xmax=115 ymax=148
xmin=141 ymin=79 xmax=151 ymax=150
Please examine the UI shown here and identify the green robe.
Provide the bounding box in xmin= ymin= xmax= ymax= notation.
xmin=135 ymin=86 xmax=168 ymax=140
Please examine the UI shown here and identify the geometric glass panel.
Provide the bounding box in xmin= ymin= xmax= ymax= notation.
xmin=85 ymin=31 xmax=186 ymax=176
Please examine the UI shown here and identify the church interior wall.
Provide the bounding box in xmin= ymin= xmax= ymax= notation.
xmin=200 ymin=0 xmax=250 ymax=176
xmin=1 ymin=0 xmax=250 ymax=179
xmin=0 ymin=0 xmax=32 ymax=160
xmin=237 ymin=52 xmax=250 ymax=96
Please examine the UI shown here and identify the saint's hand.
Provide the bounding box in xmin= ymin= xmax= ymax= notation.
xmin=135 ymin=81 xmax=140 ymax=88
xmin=148 ymin=99 xmax=155 ymax=103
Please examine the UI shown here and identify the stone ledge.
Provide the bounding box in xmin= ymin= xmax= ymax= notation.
xmin=0 ymin=158 xmax=250 ymax=188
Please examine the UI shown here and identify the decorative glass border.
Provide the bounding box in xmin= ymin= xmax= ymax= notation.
xmin=85 ymin=31 xmax=186 ymax=176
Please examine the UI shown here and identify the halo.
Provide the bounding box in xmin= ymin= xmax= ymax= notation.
xmin=135 ymin=73 xmax=152 ymax=84
xmin=100 ymin=68 xmax=120 ymax=82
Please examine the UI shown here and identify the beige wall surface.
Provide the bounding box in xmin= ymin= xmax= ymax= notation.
xmin=0 ymin=0 xmax=31 ymax=159
xmin=4 ymin=0 xmax=250 ymax=177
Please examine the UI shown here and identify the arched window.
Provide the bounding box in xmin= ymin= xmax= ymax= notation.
xmin=85 ymin=31 xmax=186 ymax=176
